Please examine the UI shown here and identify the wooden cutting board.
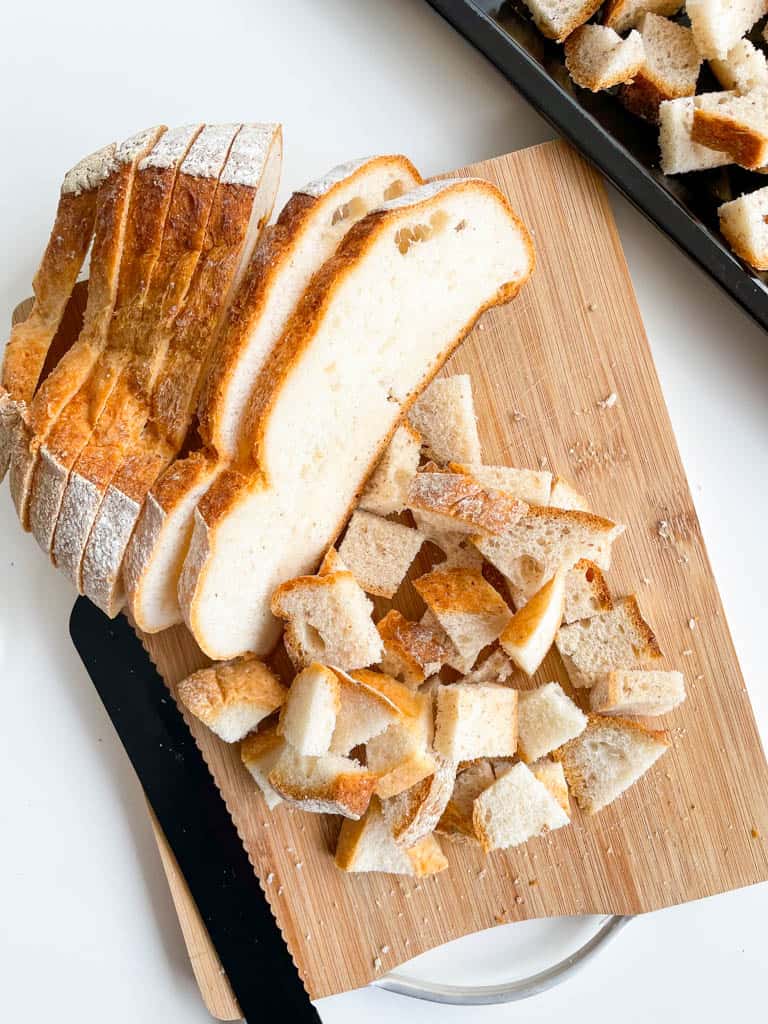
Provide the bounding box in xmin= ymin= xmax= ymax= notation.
xmin=17 ymin=139 xmax=768 ymax=1016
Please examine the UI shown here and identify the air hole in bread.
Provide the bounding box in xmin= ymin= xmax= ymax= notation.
xmin=394 ymin=210 xmax=450 ymax=254
xmin=331 ymin=195 xmax=367 ymax=226
xmin=383 ymin=179 xmax=406 ymax=201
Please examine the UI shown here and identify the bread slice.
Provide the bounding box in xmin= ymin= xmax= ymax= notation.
xmin=711 ymin=38 xmax=768 ymax=94
xmin=414 ymin=566 xmax=512 ymax=665
xmin=329 ymin=668 xmax=417 ymax=754
xmin=460 ymin=648 xmax=515 ymax=684
xmin=687 ymin=0 xmax=768 ymax=60
xmin=240 ymin=723 xmax=286 ymax=809
xmin=603 ymin=0 xmax=682 ymax=33
xmin=436 ymin=759 xmax=496 ymax=839
xmin=530 ymin=758 xmax=570 ymax=813
xmin=434 ymin=682 xmax=518 ymax=761
xmin=271 ymin=568 xmax=382 ymax=671
xmin=382 ymin=756 xmax=457 ymax=847
xmin=473 ymin=761 xmax=570 ymax=852
xmin=278 ymin=662 xmax=340 ymax=756
xmin=590 ymin=668 xmax=686 ymax=716
xmin=452 ymin=462 xmax=552 ymax=506
xmin=358 ymin=422 xmax=421 ymax=517
xmin=412 ymin=510 xmax=484 ymax=570
xmin=408 ymin=374 xmax=482 ymax=464
xmin=377 ymin=609 xmax=451 ymax=687
xmin=366 ymin=689 xmax=437 ymax=798
xmin=521 ymin=0 xmax=603 ymax=42
xmin=659 ymin=97 xmax=732 ymax=174
xmin=692 ymin=88 xmax=768 ymax=169
xmin=0 ymin=143 xmax=114 ymax=479
xmin=27 ymin=124 xmax=212 ymax=560
xmin=548 ymin=475 xmax=589 ymax=511
xmin=10 ymin=126 xmax=167 ymax=527
xmin=499 ymin=571 xmax=566 ymax=676
xmin=176 ymin=653 xmax=286 ymax=743
xmin=565 ymin=25 xmax=645 ymax=92
xmin=80 ymin=125 xmax=283 ymax=615
xmin=553 ymin=714 xmax=669 ymax=812
xmin=474 ymin=506 xmax=624 ymax=604
xmin=517 ymin=681 xmax=588 ymax=762
xmin=268 ymin=747 xmax=376 ymax=818
xmin=180 ymin=178 xmax=535 ymax=658
xmin=620 ymin=14 xmax=702 ymax=124
xmin=718 ymin=184 xmax=768 ymax=269
xmin=124 ymin=156 xmax=423 ymax=634
xmin=407 ymin=464 xmax=528 ymax=537
xmin=338 ymin=509 xmax=423 ymax=597
xmin=335 ymin=798 xmax=448 ymax=875
xmin=555 ymin=595 xmax=663 ymax=688
xmin=563 ymin=558 xmax=612 ymax=624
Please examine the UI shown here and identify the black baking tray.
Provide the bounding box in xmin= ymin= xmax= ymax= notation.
xmin=425 ymin=0 xmax=768 ymax=332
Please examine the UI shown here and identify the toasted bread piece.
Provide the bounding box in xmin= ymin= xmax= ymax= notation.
xmin=415 ymin=566 xmax=512 ymax=668
xmin=358 ymin=422 xmax=421 ymax=516
xmin=436 ymin=759 xmax=496 ymax=840
xmin=553 ymin=714 xmax=668 ymax=812
xmin=335 ymin=798 xmax=448 ymax=875
xmin=125 ymin=155 xmax=422 ymax=634
xmin=474 ymin=506 xmax=624 ymax=603
xmin=687 ymin=0 xmax=768 ymax=59
xmin=549 ymin=476 xmax=589 ymax=511
xmin=383 ymin=756 xmax=457 ymax=847
xmin=377 ymin=609 xmax=451 ymax=687
xmin=366 ymin=689 xmax=437 ymax=798
xmin=473 ymin=762 xmax=570 ymax=851
xmin=434 ymin=682 xmax=518 ymax=761
xmin=692 ymin=87 xmax=768 ymax=169
xmin=338 ymin=509 xmax=423 ymax=597
xmin=177 ymin=653 xmax=286 ymax=743
xmin=563 ymin=559 xmax=613 ymax=624
xmin=659 ymin=97 xmax=732 ymax=174
xmin=556 ymin=595 xmax=662 ymax=688
xmin=268 ymin=747 xmax=377 ymax=818
xmin=565 ymin=25 xmax=645 ymax=92
xmin=517 ymin=681 xmax=588 ymax=762
xmin=530 ymin=758 xmax=570 ymax=813
xmin=461 ymin=648 xmax=515 ymax=684
xmin=240 ymin=723 xmax=286 ymax=809
xmin=620 ymin=14 xmax=701 ymax=124
xmin=271 ymin=569 xmax=382 ymax=671
xmin=718 ymin=184 xmax=768 ymax=269
xmin=500 ymin=571 xmax=566 ymax=676
xmin=278 ymin=663 xmax=340 ymax=756
xmin=408 ymin=374 xmax=482 ymax=464
xmin=711 ymin=38 xmax=768 ymax=94
xmin=603 ymin=0 xmax=682 ymax=33
xmin=451 ymin=462 xmax=552 ymax=506
xmin=521 ymin=0 xmax=603 ymax=42
xmin=407 ymin=465 xmax=528 ymax=537
xmin=412 ymin=509 xmax=484 ymax=570
xmin=590 ymin=669 xmax=685 ymax=716
xmin=330 ymin=668 xmax=417 ymax=754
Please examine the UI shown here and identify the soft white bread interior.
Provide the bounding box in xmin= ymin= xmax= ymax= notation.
xmin=556 ymin=594 xmax=662 ymax=688
xmin=460 ymin=648 xmax=515 ymax=684
xmin=590 ymin=669 xmax=686 ymax=716
xmin=180 ymin=177 xmax=534 ymax=659
xmin=407 ymin=465 xmax=528 ymax=536
xmin=521 ymin=0 xmax=603 ymax=42
xmin=366 ymin=689 xmax=437 ymax=798
xmin=412 ymin=509 xmax=485 ymax=570
xmin=620 ymin=14 xmax=702 ymax=123
xmin=686 ymin=0 xmax=768 ymax=59
xmin=408 ymin=374 xmax=482 ymax=464
xmin=692 ymin=87 xmax=768 ymax=169
xmin=268 ymin=746 xmax=377 ymax=818
xmin=659 ymin=97 xmax=731 ymax=174
xmin=329 ymin=668 xmax=416 ymax=754
xmin=452 ymin=462 xmax=552 ymax=506
xmin=377 ymin=609 xmax=451 ymax=687
xmin=382 ymin=756 xmax=457 ymax=847
xmin=278 ymin=662 xmax=340 ymax=756
xmin=517 ymin=681 xmax=588 ymax=762
xmin=499 ymin=571 xmax=566 ymax=675
xmin=718 ymin=184 xmax=768 ymax=269
xmin=335 ymin=798 xmax=448 ymax=875
xmin=433 ymin=682 xmax=518 ymax=761
xmin=553 ymin=714 xmax=669 ymax=812
xmin=240 ymin=723 xmax=286 ymax=809
xmin=710 ymin=38 xmax=768 ymax=93
xmin=358 ymin=422 xmax=421 ymax=517
xmin=548 ymin=476 xmax=589 ymax=511
xmin=563 ymin=558 xmax=613 ymax=623
xmin=177 ymin=653 xmax=286 ymax=743
xmin=472 ymin=761 xmax=570 ymax=851
xmin=564 ymin=25 xmax=645 ymax=92
xmin=338 ymin=509 xmax=423 ymax=597
xmin=436 ymin=759 xmax=496 ymax=839
xmin=530 ymin=758 xmax=570 ymax=813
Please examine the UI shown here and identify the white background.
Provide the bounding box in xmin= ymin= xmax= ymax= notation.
xmin=1 ymin=1 xmax=767 ymax=1020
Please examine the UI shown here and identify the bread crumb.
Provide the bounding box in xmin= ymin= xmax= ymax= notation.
xmin=295 ymin=861 xmax=304 ymax=870
xmin=688 ymin=618 xmax=696 ymax=630
xmin=682 ymin=649 xmax=693 ymax=656
xmin=266 ymin=872 xmax=275 ymax=884
xmin=587 ymin=302 xmax=598 ymax=311
xmin=597 ymin=392 xmax=617 ymax=410
xmin=277 ymin=885 xmax=284 ymax=896
xmin=381 ymin=944 xmax=390 ymax=954
xmin=512 ymin=409 xmax=526 ymax=422
xmin=528 ymin=878 xmax=538 ymax=886
xmin=373 ymin=956 xmax=382 ymax=971
xmin=752 ymin=828 xmax=761 ymax=839
xmin=657 ymin=519 xmax=672 ymax=541
xmin=515 ymin=895 xmax=524 ymax=904
xmin=539 ymin=455 xmax=548 ymax=468
xmin=642 ymin=576 xmax=653 ymax=585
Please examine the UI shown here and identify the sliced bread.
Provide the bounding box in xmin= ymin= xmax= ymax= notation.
xmin=358 ymin=422 xmax=421 ymax=516
xmin=590 ymin=668 xmax=686 ymax=716
xmin=433 ymin=682 xmax=518 ymax=761
xmin=565 ymin=25 xmax=645 ymax=92
xmin=499 ymin=571 xmax=566 ymax=675
xmin=240 ymin=723 xmax=286 ymax=809
xmin=692 ymin=88 xmax=768 ymax=169
xmin=620 ymin=14 xmax=702 ymax=124
xmin=278 ymin=662 xmax=340 ymax=756
xmin=268 ymin=747 xmax=377 ymax=818
xmin=517 ymin=681 xmax=588 ymax=762
xmin=472 ymin=761 xmax=570 ymax=851
xmin=718 ymin=184 xmax=768 ymax=269
xmin=335 ymin=798 xmax=448 ymax=875
xmin=408 ymin=374 xmax=482 ymax=464
xmin=338 ymin=509 xmax=423 ymax=597
xmin=179 ymin=177 xmax=534 ymax=659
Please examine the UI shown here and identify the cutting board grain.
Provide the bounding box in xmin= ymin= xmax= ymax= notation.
xmin=16 ymin=139 xmax=768 ymax=1012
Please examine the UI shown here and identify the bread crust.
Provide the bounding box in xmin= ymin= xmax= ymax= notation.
xmin=692 ymin=107 xmax=768 ymax=169
xmin=269 ymin=763 xmax=377 ymax=819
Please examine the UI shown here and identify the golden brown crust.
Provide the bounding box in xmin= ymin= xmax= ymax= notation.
xmin=691 ymin=108 xmax=768 ymax=170
xmin=620 ymin=71 xmax=688 ymax=124
xmin=408 ymin=466 xmax=528 ymax=534
xmin=619 ymin=594 xmax=663 ymax=659
xmin=552 ymin=713 xmax=669 ymax=765
xmin=414 ymin=566 xmax=511 ymax=617
xmin=240 ymin=722 xmax=283 ymax=764
xmin=272 ymin=765 xmax=377 ymax=819
xmin=346 ymin=668 xmax=422 ymax=719
xmin=177 ymin=653 xmax=286 ymax=724
xmin=570 ymin=558 xmax=612 ymax=612
xmin=500 ymin=572 xmax=560 ymax=647
xmin=377 ymin=609 xmax=451 ymax=685
xmin=406 ymin=834 xmax=448 ymax=875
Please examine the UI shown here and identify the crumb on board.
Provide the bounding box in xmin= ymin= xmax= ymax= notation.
xmin=373 ymin=956 xmax=382 ymax=971
xmin=381 ymin=944 xmax=390 ymax=954
xmin=688 ymin=618 xmax=696 ymax=630
xmin=597 ymin=392 xmax=617 ymax=410
xmin=682 ymin=649 xmax=693 ymax=656
xmin=752 ymin=828 xmax=761 ymax=839
xmin=266 ymin=872 xmax=275 ymax=884
xmin=657 ymin=519 xmax=672 ymax=541
xmin=512 ymin=409 xmax=526 ymax=422
xmin=587 ymin=302 xmax=598 ymax=311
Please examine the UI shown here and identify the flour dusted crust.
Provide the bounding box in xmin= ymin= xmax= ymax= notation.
xmin=62 ymin=142 xmax=117 ymax=195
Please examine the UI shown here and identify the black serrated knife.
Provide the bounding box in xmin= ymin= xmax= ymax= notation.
xmin=69 ymin=597 xmax=320 ymax=1023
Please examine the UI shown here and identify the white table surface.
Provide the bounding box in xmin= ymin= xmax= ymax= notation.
xmin=1 ymin=1 xmax=767 ymax=1020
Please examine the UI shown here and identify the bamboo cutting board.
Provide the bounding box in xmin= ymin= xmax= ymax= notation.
xmin=17 ymin=139 xmax=768 ymax=1012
